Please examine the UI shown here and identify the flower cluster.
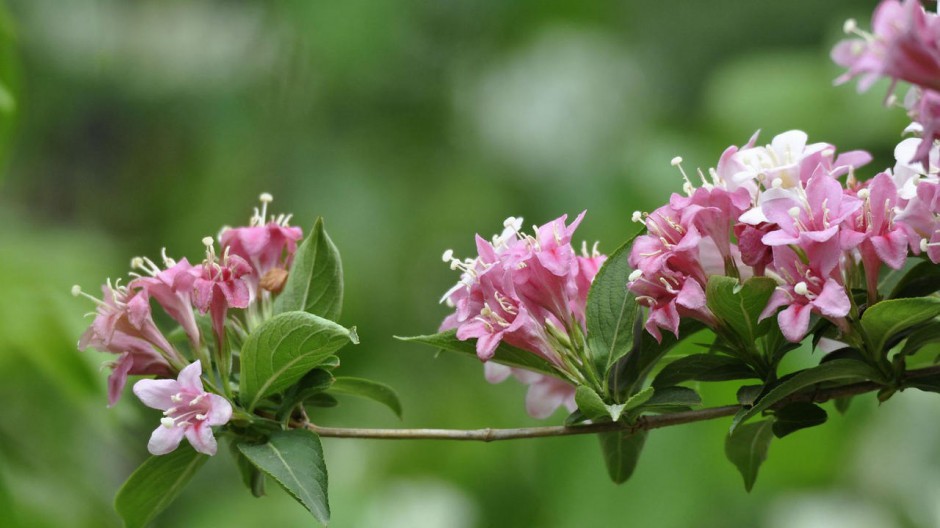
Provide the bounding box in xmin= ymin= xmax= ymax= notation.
xmin=629 ymin=129 xmax=940 ymax=344
xmin=74 ymin=194 xmax=302 ymax=455
xmin=439 ymin=213 xmax=606 ymax=418
xmin=832 ymin=0 xmax=940 ymax=166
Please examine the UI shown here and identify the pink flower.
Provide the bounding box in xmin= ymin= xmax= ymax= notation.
xmin=130 ymin=253 xmax=202 ymax=350
xmin=440 ymin=213 xmax=605 ymax=398
xmin=483 ymin=363 xmax=577 ymax=419
xmin=897 ymin=180 xmax=940 ymax=261
xmin=842 ymin=173 xmax=909 ymax=297
xmin=760 ymin=171 xmax=863 ymax=247
xmin=220 ymin=194 xmax=303 ymax=292
xmin=133 ymin=361 xmax=232 ymax=456
xmin=194 ymin=238 xmax=252 ymax=346
xmin=905 ymin=89 xmax=940 ymax=167
xmin=833 ymin=1 xmax=940 ymax=93
xmin=760 ymin=243 xmax=851 ymax=342
xmin=75 ymin=283 xmax=179 ymax=405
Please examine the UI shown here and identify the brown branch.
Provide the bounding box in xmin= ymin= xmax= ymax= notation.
xmin=302 ymin=364 xmax=940 ymax=442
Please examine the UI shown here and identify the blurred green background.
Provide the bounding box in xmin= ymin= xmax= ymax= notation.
xmin=3 ymin=0 xmax=939 ymax=527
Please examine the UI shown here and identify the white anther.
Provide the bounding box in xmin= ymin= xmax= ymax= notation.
xmin=771 ymin=178 xmax=783 ymax=188
xmin=922 ymin=238 xmax=930 ymax=252
xmin=161 ymin=417 xmax=176 ymax=428
xmin=788 ymin=206 xmax=802 ymax=218
xmin=857 ymin=188 xmax=870 ymax=200
xmin=503 ymin=217 xmax=516 ymax=228
xmin=843 ymin=18 xmax=857 ymax=34
xmin=628 ymin=269 xmax=643 ymax=282
xmin=171 ymin=393 xmax=183 ymax=403
xmin=794 ymin=282 xmax=809 ymax=296
xmin=202 ymin=236 xmax=214 ymax=247
xmin=71 ymin=285 xmax=82 ymax=297
xmin=195 ymin=414 xmax=207 ymax=421
xmin=671 ymin=156 xmax=683 ymax=167
xmin=130 ymin=257 xmax=144 ymax=269
xmin=259 ymin=192 xmax=273 ymax=203
xmin=442 ymin=249 xmax=454 ymax=262
xmin=632 ymin=210 xmax=644 ymax=223
xmin=163 ymin=407 xmax=177 ymax=415
xmin=822 ymin=148 xmax=835 ymax=158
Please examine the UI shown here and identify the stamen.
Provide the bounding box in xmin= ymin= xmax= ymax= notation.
xmin=672 ymin=156 xmax=695 ymax=196
xmin=794 ymin=282 xmax=809 ymax=296
xmin=842 ymin=18 xmax=857 ymax=35
xmin=788 ymin=206 xmax=802 ymax=219
xmin=628 ymin=269 xmax=643 ymax=282
xmin=442 ymin=249 xmax=454 ymax=263
xmin=171 ymin=393 xmax=183 ymax=403
xmin=71 ymin=285 xmax=107 ymax=306
xmin=631 ymin=210 xmax=646 ymax=224
xmin=259 ymin=192 xmax=273 ymax=224
xmin=195 ymin=414 xmax=207 ymax=421
xmin=161 ymin=417 xmax=176 ymax=428
xmin=857 ymin=188 xmax=870 ymax=200
xmin=771 ymin=178 xmax=783 ymax=189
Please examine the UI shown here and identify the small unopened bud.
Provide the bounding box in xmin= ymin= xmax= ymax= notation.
xmin=260 ymin=268 xmax=290 ymax=293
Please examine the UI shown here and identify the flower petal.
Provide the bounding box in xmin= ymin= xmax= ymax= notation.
xmin=204 ymin=394 xmax=233 ymax=426
xmin=185 ymin=423 xmax=218 ymax=456
xmin=177 ymin=361 xmax=204 ymax=392
xmin=132 ymin=378 xmax=181 ymax=410
xmin=148 ymin=424 xmax=186 ymax=456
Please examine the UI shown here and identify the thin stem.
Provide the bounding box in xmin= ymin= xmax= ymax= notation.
xmin=301 ymin=364 xmax=940 ymax=442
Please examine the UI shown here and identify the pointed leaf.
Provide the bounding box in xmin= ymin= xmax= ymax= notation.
xmin=397 ymin=330 xmax=558 ymax=378
xmin=861 ymin=297 xmax=940 ymax=354
xmin=329 ymin=376 xmax=403 ymax=419
xmin=239 ymin=430 xmax=330 ymax=525
xmin=652 ymin=354 xmax=758 ymax=388
xmin=642 ymin=386 xmax=701 ymax=409
xmin=724 ymin=419 xmax=773 ymax=492
xmin=610 ymin=319 xmax=705 ymax=399
xmin=115 ymin=445 xmax=208 ymax=528
xmin=731 ymin=359 xmax=880 ymax=432
xmin=575 ymin=386 xmax=609 ymax=421
xmin=900 ymin=320 xmax=940 ymax=358
xmin=706 ymin=276 xmax=778 ymax=349
xmin=623 ymin=385 xmax=655 ymax=410
xmin=274 ymin=217 xmax=344 ymax=321
xmin=585 ymin=235 xmax=641 ymax=374
xmin=240 ymin=311 xmax=358 ymax=411
xmin=771 ymin=402 xmax=827 ymax=438
xmin=888 ymin=259 xmax=940 ymax=299
xmin=598 ymin=430 xmax=647 ymax=484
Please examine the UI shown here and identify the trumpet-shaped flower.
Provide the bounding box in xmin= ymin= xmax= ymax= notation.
xmin=133 ymin=361 xmax=232 ymax=455
xmin=194 ymin=238 xmax=252 ymax=346
xmin=220 ymin=193 xmax=303 ymax=294
xmin=75 ymin=283 xmax=179 ymax=405
xmin=130 ymin=254 xmax=201 ymax=350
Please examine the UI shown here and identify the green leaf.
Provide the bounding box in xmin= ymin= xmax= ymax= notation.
xmin=888 ymin=259 xmax=940 ymax=299
xmin=0 ymin=79 xmax=13 ymax=114
xmin=585 ymin=235 xmax=640 ymax=374
xmin=724 ymin=419 xmax=773 ymax=492
xmin=861 ymin=297 xmax=940 ymax=354
xmin=230 ymin=442 xmax=266 ymax=498
xmin=115 ymin=445 xmax=208 ymax=528
xmin=652 ymin=354 xmax=758 ymax=388
xmin=731 ymin=359 xmax=880 ymax=432
xmin=642 ymin=386 xmax=701 ymax=410
xmin=771 ymin=402 xmax=827 ymax=438
xmin=900 ymin=320 xmax=940 ymax=358
xmin=706 ymin=276 xmax=778 ymax=351
xmin=610 ymin=319 xmax=705 ymax=399
xmin=238 ymin=430 xmax=330 ymax=525
xmin=329 ymin=377 xmax=403 ymax=419
xmin=274 ymin=217 xmax=344 ymax=321
xmin=598 ymin=430 xmax=647 ymax=484
xmin=575 ymin=386 xmax=610 ymax=421
xmin=397 ymin=330 xmax=558 ymax=378
xmin=240 ymin=311 xmax=358 ymax=411
xmin=623 ymin=385 xmax=655 ymax=410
